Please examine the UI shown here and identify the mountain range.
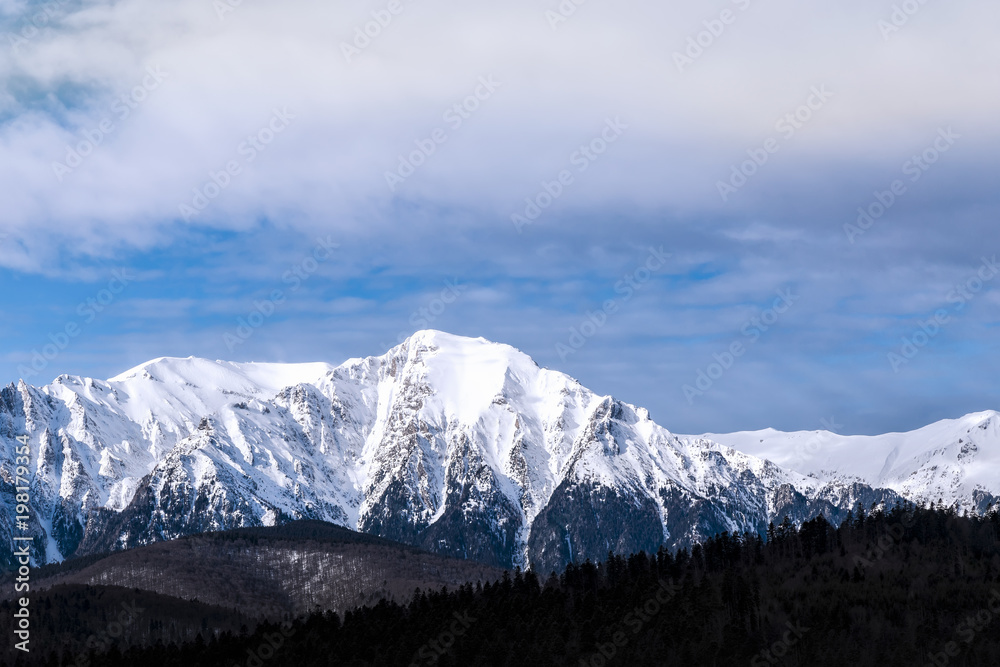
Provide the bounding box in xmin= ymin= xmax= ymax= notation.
xmin=1 ymin=330 xmax=996 ymax=573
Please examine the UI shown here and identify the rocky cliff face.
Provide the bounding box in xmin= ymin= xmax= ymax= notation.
xmin=8 ymin=330 xmax=980 ymax=573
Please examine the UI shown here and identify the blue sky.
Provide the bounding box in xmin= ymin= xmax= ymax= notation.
xmin=1 ymin=0 xmax=999 ymax=435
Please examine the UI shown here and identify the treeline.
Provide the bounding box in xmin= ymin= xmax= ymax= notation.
xmin=8 ymin=504 xmax=1000 ymax=666
xmin=0 ymin=584 xmax=252 ymax=664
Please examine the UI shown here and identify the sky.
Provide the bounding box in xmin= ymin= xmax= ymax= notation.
xmin=1 ymin=0 xmax=998 ymax=436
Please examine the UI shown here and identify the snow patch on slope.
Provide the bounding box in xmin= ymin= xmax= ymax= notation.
xmin=696 ymin=410 xmax=1000 ymax=507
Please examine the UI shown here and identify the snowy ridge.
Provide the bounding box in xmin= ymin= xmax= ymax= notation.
xmin=0 ymin=331 xmax=988 ymax=571
xmin=697 ymin=411 xmax=1000 ymax=510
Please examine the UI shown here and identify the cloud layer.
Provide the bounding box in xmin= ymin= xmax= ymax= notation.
xmin=1 ymin=0 xmax=998 ymax=434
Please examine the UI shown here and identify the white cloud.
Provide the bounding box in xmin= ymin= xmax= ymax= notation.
xmin=0 ymin=0 xmax=998 ymax=272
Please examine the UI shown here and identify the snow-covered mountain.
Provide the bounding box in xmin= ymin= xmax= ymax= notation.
xmin=0 ymin=331 xmax=982 ymax=573
xmin=698 ymin=412 xmax=1000 ymax=513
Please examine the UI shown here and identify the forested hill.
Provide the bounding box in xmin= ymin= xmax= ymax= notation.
xmin=1 ymin=520 xmax=504 ymax=621
xmin=9 ymin=505 xmax=999 ymax=667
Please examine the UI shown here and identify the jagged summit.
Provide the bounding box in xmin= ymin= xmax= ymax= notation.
xmin=1 ymin=331 xmax=995 ymax=573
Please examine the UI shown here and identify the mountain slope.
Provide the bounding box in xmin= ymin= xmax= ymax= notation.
xmin=697 ymin=411 xmax=1000 ymax=512
xmin=0 ymin=331 xmax=943 ymax=572
xmin=0 ymin=519 xmax=503 ymax=619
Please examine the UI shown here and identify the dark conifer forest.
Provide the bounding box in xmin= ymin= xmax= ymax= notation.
xmin=5 ymin=505 xmax=1000 ymax=666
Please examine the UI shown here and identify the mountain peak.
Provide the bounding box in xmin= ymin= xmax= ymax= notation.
xmin=7 ymin=332 xmax=998 ymax=572
xmin=393 ymin=330 xmax=520 ymax=358
xmin=401 ymin=328 xmax=478 ymax=345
